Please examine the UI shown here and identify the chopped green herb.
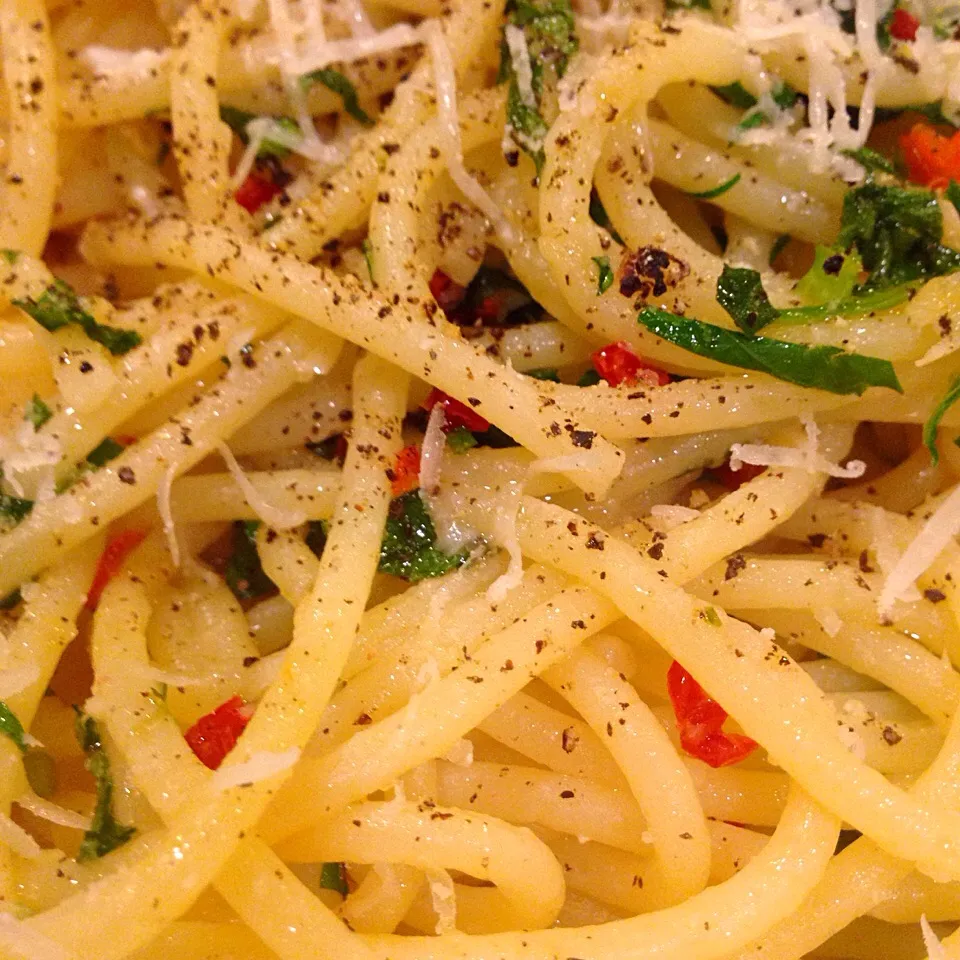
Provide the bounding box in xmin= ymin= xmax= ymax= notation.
xmin=737 ymin=110 xmax=768 ymax=132
xmin=219 ymin=106 xmax=299 ymax=159
xmin=841 ymin=146 xmax=895 ymax=175
xmin=947 ymin=180 xmax=960 ymax=217
xmin=446 ymin=425 xmax=479 ymax=453
xmin=716 ymin=264 xmax=780 ymax=334
xmin=379 ymin=491 xmax=470 ymax=582
xmin=320 ymin=861 xmax=349 ymax=896
xmin=150 ymin=683 xmax=168 ymax=702
xmin=300 ymin=68 xmax=374 ymax=127
xmin=875 ymin=101 xmax=959 ymax=128
xmin=702 ymin=606 xmax=722 ymax=627
xmin=770 ymin=82 xmax=799 ymax=110
xmin=588 ymin=190 xmax=623 ymax=245
xmin=361 ymin=238 xmax=376 ymax=286
xmin=924 ymin=375 xmax=960 ymax=464
xmin=1 ymin=249 xmax=19 ymax=265
xmin=838 ymin=181 xmax=960 ymax=290
xmin=459 ymin=266 xmax=538 ymax=326
xmin=577 ymin=367 xmax=602 ymax=387
xmin=795 ymin=246 xmax=861 ymax=304
xmin=665 ymin=0 xmax=710 ymax=9
xmin=592 ymin=255 xmax=614 ymax=294
xmin=13 ymin=280 xmax=142 ymax=356
xmin=225 ymin=521 xmax=277 ymax=601
xmin=0 ymin=479 xmax=33 ymax=526
xmin=710 ymin=82 xmax=757 ymax=109
xmin=24 ymin=394 xmax=51 ymax=431
xmin=526 ymin=367 xmax=561 ymax=382
xmin=637 ymin=307 xmax=903 ymax=396
xmin=769 ymin=234 xmax=791 ymax=266
xmin=73 ymin=710 xmax=135 ymax=861
xmin=688 ymin=173 xmax=741 ymax=200
xmin=0 ymin=701 xmax=28 ymax=753
xmin=505 ymin=84 xmax=549 ymax=174
xmin=86 ymin=437 xmax=126 ymax=469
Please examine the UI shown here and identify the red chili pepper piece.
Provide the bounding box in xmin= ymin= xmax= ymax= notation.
xmin=428 ymin=269 xmax=467 ymax=313
xmin=114 ymin=435 xmax=138 ymax=447
xmin=591 ymin=341 xmax=670 ymax=388
xmin=889 ymin=7 xmax=919 ymax=40
xmin=667 ymin=661 xmax=758 ymax=768
xmin=423 ymin=388 xmax=490 ymax=433
xmin=86 ymin=529 xmax=148 ymax=611
xmin=900 ymin=123 xmax=960 ymax=190
xmin=390 ymin=444 xmax=421 ymax=497
xmin=711 ymin=459 xmax=767 ymax=491
xmin=184 ymin=696 xmax=253 ymax=770
xmin=234 ymin=173 xmax=282 ymax=213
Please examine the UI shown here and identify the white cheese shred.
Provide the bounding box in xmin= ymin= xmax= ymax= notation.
xmin=878 ymin=484 xmax=960 ymax=622
xmin=427 ymin=868 xmax=458 ymax=935
xmin=424 ymin=20 xmax=514 ymax=243
xmin=210 ymin=746 xmax=301 ymax=791
xmin=157 ymin=463 xmax=181 ymax=569
xmin=216 ymin=440 xmax=307 ymax=530
xmin=650 ymin=504 xmax=701 ymax=528
xmin=921 ymin=914 xmax=947 ymax=960
xmin=419 ymin=404 xmax=447 ymax=495
xmin=729 ymin=419 xmax=865 ymax=479
xmin=486 ymin=507 xmax=525 ymax=603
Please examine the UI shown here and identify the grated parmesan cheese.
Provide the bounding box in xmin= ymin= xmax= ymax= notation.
xmin=210 ymin=746 xmax=301 ymax=791
xmin=424 ymin=21 xmax=514 ymax=243
xmin=836 ymin=719 xmax=866 ymax=760
xmin=216 ymin=441 xmax=307 ymax=530
xmin=486 ymin=507 xmax=525 ymax=603
xmin=0 ymin=422 xmax=63 ymax=497
xmin=728 ymin=419 xmax=865 ymax=479
xmin=427 ymin=868 xmax=458 ymax=935
xmin=80 ymin=46 xmax=168 ymax=80
xmin=650 ymin=504 xmax=701 ymax=528
xmin=419 ymin=403 xmax=447 ymax=496
xmin=442 ymin=738 xmax=474 ymax=767
xmin=877 ymin=484 xmax=960 ymax=621
xmin=158 ymin=463 xmax=181 ymax=568
xmin=814 ymin=607 xmax=843 ymax=638
xmin=921 ymin=914 xmax=947 ymax=960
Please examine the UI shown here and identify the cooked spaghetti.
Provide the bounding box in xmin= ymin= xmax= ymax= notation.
xmin=3 ymin=0 xmax=960 ymax=958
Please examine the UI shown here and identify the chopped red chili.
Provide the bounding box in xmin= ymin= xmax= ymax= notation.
xmin=667 ymin=661 xmax=758 ymax=768
xmin=234 ymin=173 xmax=282 ymax=213
xmin=391 ymin=444 xmax=421 ymax=496
xmin=423 ymin=388 xmax=490 ymax=433
xmin=184 ymin=696 xmax=253 ymax=770
xmin=591 ymin=341 xmax=670 ymax=388
xmin=900 ymin=123 xmax=960 ymax=190
xmin=428 ymin=269 xmax=467 ymax=313
xmin=85 ymin=529 xmax=148 ymax=611
xmin=889 ymin=7 xmax=919 ymax=40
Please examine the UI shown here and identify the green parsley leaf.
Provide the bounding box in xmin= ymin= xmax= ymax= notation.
xmin=592 ymin=255 xmax=614 ymax=294
xmin=361 ymin=238 xmax=376 ymax=286
xmin=526 ymin=367 xmax=561 ymax=382
xmin=225 ymin=521 xmax=277 ymax=601
xmin=841 ymin=147 xmax=895 ymax=175
xmin=588 ymin=190 xmax=623 ymax=245
xmin=838 ymin=181 xmax=960 ymax=291
xmin=577 ymin=367 xmax=602 ymax=387
xmin=716 ymin=264 xmax=780 ymax=334
xmin=0 ymin=471 xmax=33 ymax=526
xmin=770 ymin=81 xmax=799 ymax=110
xmin=300 ymin=68 xmax=374 ymax=127
xmin=769 ymin=234 xmax=791 ymax=266
xmin=379 ymin=491 xmax=470 ymax=582
xmin=665 ymin=0 xmax=710 ymax=9
xmin=637 ymin=307 xmax=903 ymax=396
xmin=446 ymin=425 xmax=479 ymax=453
xmin=688 ymin=173 xmax=741 ymax=200
xmin=24 ymin=394 xmax=51 ymax=431
xmin=85 ymin=437 xmax=126 ymax=469
xmin=737 ymin=110 xmax=768 ymax=131
xmin=795 ymin=246 xmax=861 ymax=304
xmin=0 ymin=701 xmax=28 ymax=753
xmin=924 ymin=375 xmax=960 ymax=464
xmin=947 ymin=180 xmax=960 ymax=217
xmin=219 ymin=106 xmax=299 ymax=159
xmin=702 ymin=606 xmax=722 ymax=627
xmin=1 ymin=249 xmax=19 ymax=265
xmin=320 ymin=862 xmax=349 ymax=896
xmin=875 ymin=101 xmax=959 ymax=128
xmin=710 ymin=82 xmax=757 ymax=109
xmin=73 ymin=710 xmax=136 ymax=861
xmin=13 ymin=280 xmax=141 ymax=356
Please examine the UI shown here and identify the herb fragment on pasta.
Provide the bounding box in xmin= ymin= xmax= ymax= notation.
xmin=225 ymin=521 xmax=277 ymax=601
xmin=320 ymin=861 xmax=349 ymax=896
xmin=525 ymin=367 xmax=561 ymax=382
xmin=379 ymin=491 xmax=471 ymax=582
xmin=841 ymin=147 xmax=896 ymax=175
xmin=498 ymin=0 xmax=578 ymax=174
xmin=592 ymin=255 xmax=614 ymax=294
xmin=588 ymin=190 xmax=623 ymax=245
xmin=637 ymin=307 xmax=903 ymax=396
xmin=300 ymin=69 xmax=374 ymax=127
xmin=24 ymin=394 xmax=51 ymax=431
xmin=446 ymin=425 xmax=479 ymax=453
xmin=687 ymin=173 xmax=741 ymax=200
xmin=0 ymin=701 xmax=28 ymax=753
xmin=74 ymin=710 xmax=136 ymax=861
xmin=923 ymin=375 xmax=960 ymax=464
xmin=219 ymin=106 xmax=300 ymax=159
xmin=12 ymin=279 xmax=142 ymax=356
xmin=0 ymin=470 xmax=34 ymax=527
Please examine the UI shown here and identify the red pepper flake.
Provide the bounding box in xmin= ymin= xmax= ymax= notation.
xmin=423 ymin=388 xmax=490 ymax=433
xmin=667 ymin=661 xmax=758 ymax=768
xmin=390 ymin=444 xmax=421 ymax=496
xmin=234 ymin=173 xmax=282 ymax=213
xmin=592 ymin=341 xmax=670 ymax=388
xmin=428 ymin=269 xmax=466 ymax=313
xmin=889 ymin=7 xmax=919 ymax=41
xmin=710 ymin=459 xmax=766 ymax=491
xmin=900 ymin=123 xmax=960 ymax=190
xmin=184 ymin=695 xmax=253 ymax=770
xmin=85 ymin=529 xmax=148 ymax=611
xmin=114 ymin=435 xmax=138 ymax=447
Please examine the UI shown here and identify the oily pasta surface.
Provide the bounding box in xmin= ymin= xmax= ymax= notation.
xmin=4 ymin=1 xmax=960 ymax=959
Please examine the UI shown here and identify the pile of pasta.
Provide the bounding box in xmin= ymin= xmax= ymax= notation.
xmin=8 ymin=0 xmax=960 ymax=957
